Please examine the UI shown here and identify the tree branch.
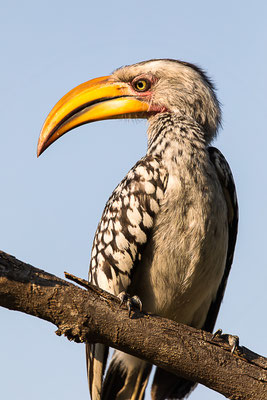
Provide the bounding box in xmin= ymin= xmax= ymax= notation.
xmin=0 ymin=250 xmax=266 ymax=400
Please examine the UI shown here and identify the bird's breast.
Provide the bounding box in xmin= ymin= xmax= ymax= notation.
xmin=131 ymin=159 xmax=228 ymax=328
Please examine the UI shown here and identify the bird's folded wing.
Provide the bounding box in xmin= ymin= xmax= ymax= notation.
xmin=203 ymin=146 xmax=238 ymax=333
xmin=87 ymin=154 xmax=168 ymax=400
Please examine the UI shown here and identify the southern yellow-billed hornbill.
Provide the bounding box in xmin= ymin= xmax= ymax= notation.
xmin=38 ymin=59 xmax=238 ymax=400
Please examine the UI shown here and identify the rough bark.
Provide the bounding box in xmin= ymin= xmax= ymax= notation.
xmin=0 ymin=250 xmax=266 ymax=400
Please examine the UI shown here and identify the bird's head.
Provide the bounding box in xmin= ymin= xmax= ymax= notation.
xmin=37 ymin=59 xmax=221 ymax=156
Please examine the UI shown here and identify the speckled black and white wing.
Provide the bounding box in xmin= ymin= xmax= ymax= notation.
xmin=89 ymin=155 xmax=168 ymax=295
xmin=86 ymin=155 xmax=168 ymax=400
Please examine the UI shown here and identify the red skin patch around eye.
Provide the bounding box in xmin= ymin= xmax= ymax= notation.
xmin=128 ymin=75 xmax=169 ymax=114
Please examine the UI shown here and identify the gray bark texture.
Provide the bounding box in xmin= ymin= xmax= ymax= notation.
xmin=0 ymin=250 xmax=266 ymax=400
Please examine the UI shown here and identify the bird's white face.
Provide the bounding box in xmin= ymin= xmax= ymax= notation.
xmin=113 ymin=60 xmax=221 ymax=137
xmin=37 ymin=59 xmax=220 ymax=156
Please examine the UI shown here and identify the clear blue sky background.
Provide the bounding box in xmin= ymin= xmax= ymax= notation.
xmin=1 ymin=1 xmax=266 ymax=399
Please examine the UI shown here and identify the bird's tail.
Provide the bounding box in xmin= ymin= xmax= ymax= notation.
xmin=87 ymin=346 xmax=196 ymax=400
xmin=151 ymin=367 xmax=196 ymax=400
xmin=102 ymin=351 xmax=152 ymax=400
xmin=86 ymin=343 xmax=109 ymax=400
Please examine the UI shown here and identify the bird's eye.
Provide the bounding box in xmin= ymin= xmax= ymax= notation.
xmin=133 ymin=79 xmax=151 ymax=92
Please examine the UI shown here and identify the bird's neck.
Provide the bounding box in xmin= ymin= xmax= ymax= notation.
xmin=147 ymin=113 xmax=207 ymax=161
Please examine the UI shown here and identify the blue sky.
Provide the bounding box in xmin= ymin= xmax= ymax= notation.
xmin=1 ymin=1 xmax=266 ymax=399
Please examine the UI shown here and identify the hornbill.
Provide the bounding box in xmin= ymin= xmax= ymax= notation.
xmin=37 ymin=59 xmax=238 ymax=400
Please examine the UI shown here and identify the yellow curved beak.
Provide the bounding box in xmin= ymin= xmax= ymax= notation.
xmin=37 ymin=76 xmax=150 ymax=156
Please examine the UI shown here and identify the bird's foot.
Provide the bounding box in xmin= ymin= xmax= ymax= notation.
xmin=212 ymin=329 xmax=239 ymax=354
xmin=118 ymin=291 xmax=142 ymax=317
xmin=212 ymin=328 xmax=223 ymax=340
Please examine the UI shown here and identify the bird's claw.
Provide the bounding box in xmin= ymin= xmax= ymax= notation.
xmin=212 ymin=328 xmax=239 ymax=354
xmin=118 ymin=291 xmax=142 ymax=317
xmin=212 ymin=328 xmax=223 ymax=340
xmin=228 ymin=335 xmax=239 ymax=354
